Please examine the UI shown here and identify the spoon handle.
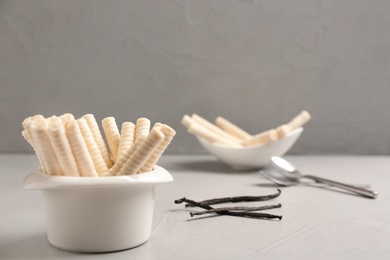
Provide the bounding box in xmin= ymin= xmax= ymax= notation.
xmin=303 ymin=175 xmax=378 ymax=199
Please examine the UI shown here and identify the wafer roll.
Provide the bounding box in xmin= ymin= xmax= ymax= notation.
xmin=118 ymin=122 xmax=135 ymax=159
xmin=65 ymin=119 xmax=98 ymax=177
xmin=60 ymin=113 xmax=75 ymax=127
xmin=102 ymin=117 xmax=120 ymax=163
xmin=22 ymin=130 xmax=33 ymax=146
xmin=77 ymin=118 xmax=109 ymax=176
xmin=192 ymin=114 xmax=241 ymax=143
xmin=118 ymin=128 xmax=164 ymax=175
xmin=22 ymin=117 xmax=35 ymax=145
xmin=153 ymin=122 xmax=163 ymax=130
xmin=276 ymin=124 xmax=291 ymax=138
xmin=140 ymin=124 xmax=176 ymax=173
xmin=22 ymin=115 xmax=46 ymax=172
xmin=47 ymin=116 xmax=79 ymax=176
xmin=188 ymin=122 xmax=241 ymax=148
xmin=241 ymin=129 xmax=278 ymax=146
xmin=287 ymin=110 xmax=311 ymax=130
xmin=135 ymin=117 xmax=150 ymax=141
xmin=215 ymin=116 xmax=252 ymax=141
xmin=30 ymin=117 xmax=62 ymax=176
xmin=181 ymin=115 xmax=194 ymax=128
xmin=83 ymin=114 xmax=113 ymax=168
xmin=109 ymin=136 xmax=145 ymax=176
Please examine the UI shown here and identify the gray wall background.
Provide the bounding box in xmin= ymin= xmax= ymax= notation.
xmin=1 ymin=0 xmax=390 ymax=155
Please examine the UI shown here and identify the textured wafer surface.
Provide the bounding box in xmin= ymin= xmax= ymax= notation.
xmin=30 ymin=117 xmax=63 ymax=176
xmin=109 ymin=136 xmax=145 ymax=176
xmin=118 ymin=122 xmax=135 ymax=160
xmin=47 ymin=116 xmax=79 ymax=176
xmin=135 ymin=117 xmax=151 ymax=141
xmin=83 ymin=114 xmax=113 ymax=168
xmin=78 ymin=118 xmax=109 ymax=176
xmin=66 ymin=119 xmax=98 ymax=177
xmin=102 ymin=117 xmax=120 ymax=163
xmin=215 ymin=116 xmax=252 ymax=141
xmin=140 ymin=124 xmax=176 ymax=172
xmin=118 ymin=128 xmax=164 ymax=175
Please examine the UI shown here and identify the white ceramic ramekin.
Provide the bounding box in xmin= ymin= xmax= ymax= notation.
xmin=23 ymin=165 xmax=173 ymax=253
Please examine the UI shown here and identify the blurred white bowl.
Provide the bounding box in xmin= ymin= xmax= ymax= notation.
xmin=197 ymin=127 xmax=303 ymax=170
xmin=23 ymin=166 xmax=173 ymax=253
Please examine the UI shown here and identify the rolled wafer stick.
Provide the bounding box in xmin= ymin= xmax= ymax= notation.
xmin=30 ymin=117 xmax=63 ymax=176
xmin=22 ymin=117 xmax=35 ymax=145
xmin=65 ymin=119 xmax=98 ymax=177
xmin=241 ymin=129 xmax=278 ymax=146
xmin=118 ymin=122 xmax=135 ymax=159
xmin=109 ymin=135 xmax=145 ymax=176
xmin=77 ymin=118 xmax=109 ymax=176
xmin=83 ymin=114 xmax=113 ymax=168
xmin=60 ymin=113 xmax=75 ymax=127
xmin=181 ymin=115 xmax=194 ymax=128
xmin=140 ymin=124 xmax=176 ymax=173
xmin=153 ymin=122 xmax=163 ymax=130
xmin=118 ymin=128 xmax=164 ymax=175
xmin=188 ymin=122 xmax=242 ymax=148
xmin=22 ymin=115 xmax=46 ymax=172
xmin=215 ymin=116 xmax=252 ymax=141
xmin=22 ymin=130 xmax=33 ymax=146
xmin=275 ymin=124 xmax=292 ymax=139
xmin=47 ymin=117 xmax=79 ymax=176
xmin=102 ymin=117 xmax=120 ymax=163
xmin=135 ymin=117 xmax=150 ymax=141
xmin=192 ymin=114 xmax=241 ymax=143
xmin=287 ymin=110 xmax=311 ymax=130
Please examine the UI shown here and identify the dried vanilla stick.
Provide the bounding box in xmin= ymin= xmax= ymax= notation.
xmin=108 ymin=136 xmax=145 ymax=176
xmin=77 ymin=118 xmax=108 ymax=176
xmin=47 ymin=116 xmax=79 ymax=176
xmin=140 ymin=124 xmax=176 ymax=173
xmin=135 ymin=117 xmax=151 ymax=141
xmin=102 ymin=117 xmax=120 ymax=163
xmin=242 ymin=129 xmax=278 ymax=146
xmin=65 ymin=119 xmax=98 ymax=177
xmin=192 ymin=114 xmax=241 ymax=143
xmin=215 ymin=116 xmax=252 ymax=141
xmin=83 ymin=114 xmax=113 ymax=168
xmin=118 ymin=128 xmax=164 ymax=175
xmin=118 ymin=122 xmax=135 ymax=159
xmin=30 ymin=117 xmax=63 ymax=176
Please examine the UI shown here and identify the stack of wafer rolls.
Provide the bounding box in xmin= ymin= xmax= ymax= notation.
xmin=22 ymin=114 xmax=176 ymax=177
xmin=182 ymin=110 xmax=310 ymax=148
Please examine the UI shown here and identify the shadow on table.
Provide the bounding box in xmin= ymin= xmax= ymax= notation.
xmin=172 ymin=159 xmax=258 ymax=175
xmin=0 ymin=233 xmax=68 ymax=259
xmin=0 ymin=232 xmax=135 ymax=259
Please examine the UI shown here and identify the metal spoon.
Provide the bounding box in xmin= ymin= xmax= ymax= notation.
xmin=261 ymin=156 xmax=378 ymax=199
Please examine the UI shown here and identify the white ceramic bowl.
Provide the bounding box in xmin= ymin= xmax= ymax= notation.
xmin=23 ymin=166 xmax=173 ymax=253
xmin=197 ymin=127 xmax=303 ymax=170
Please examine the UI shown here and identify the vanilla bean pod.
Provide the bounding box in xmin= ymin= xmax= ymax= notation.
xmin=175 ymin=197 xmax=282 ymax=220
xmin=184 ymin=189 xmax=281 ymax=207
xmin=190 ymin=204 xmax=282 ymax=217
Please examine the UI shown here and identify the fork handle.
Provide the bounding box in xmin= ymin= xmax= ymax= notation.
xmin=303 ymin=175 xmax=378 ymax=199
